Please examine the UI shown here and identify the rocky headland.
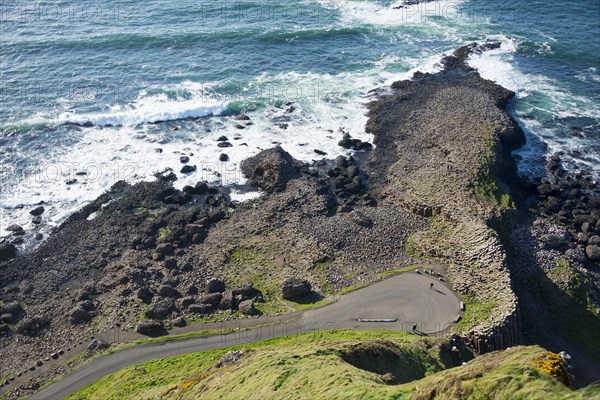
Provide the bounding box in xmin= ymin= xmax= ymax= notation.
xmin=1 ymin=43 xmax=599 ymax=397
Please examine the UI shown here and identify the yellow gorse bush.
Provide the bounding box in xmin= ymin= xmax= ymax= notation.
xmin=530 ymin=351 xmax=574 ymax=388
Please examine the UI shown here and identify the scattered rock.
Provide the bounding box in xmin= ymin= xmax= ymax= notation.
xmin=198 ymin=292 xmax=222 ymax=306
xmin=136 ymin=320 xmax=164 ymax=335
xmin=87 ymin=339 xmax=110 ymax=353
xmin=188 ymin=303 xmax=214 ymax=314
xmin=585 ymin=245 xmax=600 ymax=261
xmin=181 ymin=165 xmax=197 ymax=174
xmin=30 ymin=206 xmax=45 ymax=216
xmin=240 ymin=146 xmax=301 ymax=193
xmin=217 ymin=142 xmax=233 ymax=148
xmin=69 ymin=307 xmax=91 ymax=324
xmin=219 ymin=153 xmax=229 ymax=162
xmin=173 ymin=316 xmax=187 ymax=327
xmin=281 ymin=278 xmax=311 ymax=299
xmin=206 ymin=278 xmax=225 ymax=294
xmin=238 ymin=300 xmax=258 ymax=316
xmin=15 ymin=316 xmax=50 ymax=335
xmin=145 ymin=298 xmax=176 ymax=320
xmin=232 ymin=282 xmax=254 ymax=298
xmin=0 ymin=242 xmax=17 ymax=262
xmin=180 ymin=156 xmax=190 ymax=163
xmin=158 ymin=285 xmax=181 ymax=299
xmin=137 ymin=287 xmax=153 ymax=304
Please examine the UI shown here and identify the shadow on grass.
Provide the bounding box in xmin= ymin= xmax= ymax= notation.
xmin=287 ymin=291 xmax=325 ymax=305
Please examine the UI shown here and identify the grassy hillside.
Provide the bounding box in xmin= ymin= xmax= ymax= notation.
xmin=65 ymin=330 xmax=598 ymax=400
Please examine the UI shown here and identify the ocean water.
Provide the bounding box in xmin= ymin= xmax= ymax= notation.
xmin=1 ymin=0 xmax=599 ymax=239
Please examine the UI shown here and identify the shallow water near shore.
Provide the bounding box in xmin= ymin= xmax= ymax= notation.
xmin=1 ymin=0 xmax=599 ymax=238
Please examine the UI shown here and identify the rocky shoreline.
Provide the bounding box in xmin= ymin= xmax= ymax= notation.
xmin=1 ymin=42 xmax=599 ymax=397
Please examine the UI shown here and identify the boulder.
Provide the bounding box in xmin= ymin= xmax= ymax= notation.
xmin=198 ymin=292 xmax=222 ymax=306
xmin=173 ymin=316 xmax=187 ymax=327
xmin=206 ymin=278 xmax=225 ymax=294
xmin=180 ymin=155 xmax=190 ymax=163
xmin=0 ymin=314 xmax=14 ymax=324
xmin=136 ymin=320 xmax=164 ymax=335
xmin=164 ymin=258 xmax=178 ymax=270
xmin=145 ymin=298 xmax=176 ymax=320
xmin=240 ymin=146 xmax=301 ymax=193
xmin=0 ymin=242 xmax=17 ymax=262
xmin=1 ymin=302 xmax=24 ymax=318
xmin=69 ymin=307 xmax=91 ymax=324
xmin=238 ymin=300 xmax=258 ymax=316
xmin=539 ymin=233 xmax=570 ymax=250
xmin=77 ymin=300 xmax=95 ymax=312
xmin=188 ymin=303 xmax=215 ymax=314
xmin=158 ymin=285 xmax=181 ymax=299
xmin=585 ymin=245 xmax=600 ymax=261
xmin=588 ymin=235 xmax=600 ymax=246
xmin=219 ymin=153 xmax=229 ymax=162
xmin=15 ymin=315 xmax=50 ymax=335
xmin=180 ymin=296 xmax=196 ymax=308
xmin=232 ymin=282 xmax=254 ymax=298
xmin=181 ymin=165 xmax=197 ymax=174
xmin=30 ymin=206 xmax=45 ymax=216
xmin=87 ymin=339 xmax=110 ymax=353
xmin=137 ymin=287 xmax=153 ymax=304
xmin=282 ymin=278 xmax=311 ymax=300
xmin=217 ymin=291 xmax=235 ymax=310
xmin=348 ymin=210 xmax=373 ymax=227
xmin=156 ymin=243 xmax=174 ymax=254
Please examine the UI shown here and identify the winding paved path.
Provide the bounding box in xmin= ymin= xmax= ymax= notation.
xmin=28 ymin=272 xmax=459 ymax=399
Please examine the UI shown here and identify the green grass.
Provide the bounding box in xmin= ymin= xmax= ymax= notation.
xmin=65 ymin=330 xmax=592 ymax=400
xmin=453 ymin=293 xmax=497 ymax=334
xmin=157 ymin=226 xmax=172 ymax=242
xmin=538 ymin=259 xmax=600 ymax=365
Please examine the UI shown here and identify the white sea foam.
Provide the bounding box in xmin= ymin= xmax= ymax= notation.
xmin=54 ymin=95 xmax=228 ymax=127
xmin=317 ymin=0 xmax=467 ymax=26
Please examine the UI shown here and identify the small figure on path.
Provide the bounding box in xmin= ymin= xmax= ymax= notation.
xmin=430 ymin=282 xmax=434 ymax=290
xmin=412 ymin=324 xmax=417 ymax=333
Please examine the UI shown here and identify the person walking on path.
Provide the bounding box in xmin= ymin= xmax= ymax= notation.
xmin=412 ymin=324 xmax=417 ymax=333
xmin=430 ymin=282 xmax=434 ymax=290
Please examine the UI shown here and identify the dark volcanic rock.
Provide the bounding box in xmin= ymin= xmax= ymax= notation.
xmin=145 ymin=298 xmax=176 ymax=320
xmin=30 ymin=206 xmax=45 ymax=216
xmin=158 ymin=285 xmax=181 ymax=299
xmin=1 ymin=302 xmax=25 ymax=318
xmin=0 ymin=242 xmax=18 ymax=262
xmin=69 ymin=307 xmax=91 ymax=324
xmin=14 ymin=315 xmax=50 ymax=335
xmin=188 ymin=303 xmax=214 ymax=314
xmin=585 ymin=245 xmax=600 ymax=261
xmin=240 ymin=146 xmax=302 ymax=193
xmin=180 ymin=165 xmax=197 ymax=174
xmin=217 ymin=290 xmax=235 ymax=310
xmin=206 ymin=278 xmax=225 ymax=294
xmin=238 ymin=300 xmax=258 ymax=316
xmin=281 ymin=278 xmax=311 ymax=299
xmin=198 ymin=292 xmax=222 ymax=306
xmin=136 ymin=320 xmax=164 ymax=335
xmin=232 ymin=282 xmax=254 ymax=298
xmin=173 ymin=316 xmax=187 ymax=327
xmin=137 ymin=287 xmax=153 ymax=304
xmin=87 ymin=338 xmax=110 ymax=352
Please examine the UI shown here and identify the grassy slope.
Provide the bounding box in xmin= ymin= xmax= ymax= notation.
xmin=66 ymin=330 xmax=598 ymax=400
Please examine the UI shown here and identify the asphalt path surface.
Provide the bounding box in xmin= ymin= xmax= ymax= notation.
xmin=29 ymin=272 xmax=459 ymax=399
